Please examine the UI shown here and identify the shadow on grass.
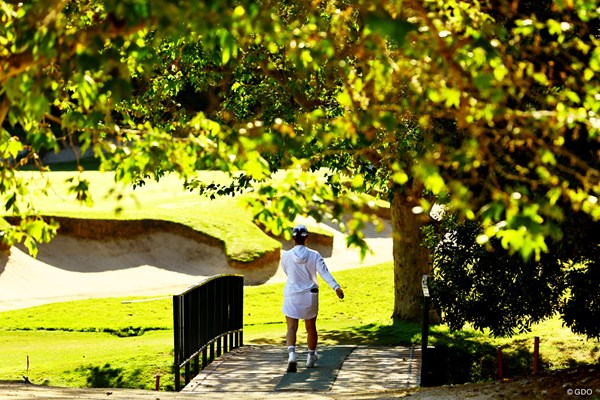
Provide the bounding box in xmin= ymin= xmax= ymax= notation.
xmin=429 ymin=329 xmax=545 ymax=385
xmin=247 ymin=320 xmax=544 ymax=385
xmin=78 ymin=363 xmax=142 ymax=389
xmin=319 ymin=320 xmax=422 ymax=346
xmin=246 ymin=320 xmax=422 ymax=347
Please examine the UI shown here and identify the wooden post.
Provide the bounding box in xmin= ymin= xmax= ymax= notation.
xmin=155 ymin=374 xmax=160 ymax=391
xmin=533 ymin=336 xmax=540 ymax=375
xmin=497 ymin=347 xmax=503 ymax=380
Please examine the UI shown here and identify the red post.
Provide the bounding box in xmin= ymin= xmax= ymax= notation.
xmin=155 ymin=374 xmax=160 ymax=391
xmin=497 ymin=347 xmax=503 ymax=380
xmin=533 ymin=336 xmax=540 ymax=375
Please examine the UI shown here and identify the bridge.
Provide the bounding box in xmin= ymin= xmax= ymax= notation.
xmin=183 ymin=344 xmax=421 ymax=395
xmin=172 ymin=274 xmax=423 ymax=397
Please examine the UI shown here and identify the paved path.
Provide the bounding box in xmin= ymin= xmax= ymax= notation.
xmin=183 ymin=345 xmax=421 ymax=396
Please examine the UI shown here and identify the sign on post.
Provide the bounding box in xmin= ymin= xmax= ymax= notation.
xmin=422 ymin=274 xmax=430 ymax=298
xmin=421 ymin=274 xmax=431 ymax=386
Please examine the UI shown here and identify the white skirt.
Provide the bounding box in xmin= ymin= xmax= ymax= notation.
xmin=282 ymin=291 xmax=319 ymax=320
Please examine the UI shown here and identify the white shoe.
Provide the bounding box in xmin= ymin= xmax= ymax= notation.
xmin=286 ymin=352 xmax=297 ymax=373
xmin=306 ymin=352 xmax=318 ymax=368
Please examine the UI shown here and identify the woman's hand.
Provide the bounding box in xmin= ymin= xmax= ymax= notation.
xmin=336 ymin=287 xmax=344 ymax=300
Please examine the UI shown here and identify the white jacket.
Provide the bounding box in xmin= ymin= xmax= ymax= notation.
xmin=281 ymin=245 xmax=340 ymax=297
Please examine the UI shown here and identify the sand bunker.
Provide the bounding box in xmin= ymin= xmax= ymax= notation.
xmin=0 ymin=219 xmax=393 ymax=312
xmin=0 ymin=232 xmax=276 ymax=312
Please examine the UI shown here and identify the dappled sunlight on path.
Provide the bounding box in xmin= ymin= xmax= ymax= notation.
xmin=183 ymin=345 xmax=420 ymax=395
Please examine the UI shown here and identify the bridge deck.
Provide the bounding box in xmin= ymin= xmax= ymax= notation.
xmin=182 ymin=345 xmax=421 ymax=395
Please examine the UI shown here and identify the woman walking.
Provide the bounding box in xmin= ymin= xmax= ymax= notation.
xmin=281 ymin=224 xmax=344 ymax=372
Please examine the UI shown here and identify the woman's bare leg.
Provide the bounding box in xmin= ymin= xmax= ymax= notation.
xmin=286 ymin=316 xmax=299 ymax=347
xmin=305 ymin=317 xmax=318 ymax=350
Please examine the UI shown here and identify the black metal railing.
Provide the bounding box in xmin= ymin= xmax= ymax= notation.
xmin=173 ymin=274 xmax=243 ymax=391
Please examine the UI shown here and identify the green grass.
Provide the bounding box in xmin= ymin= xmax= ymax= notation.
xmin=1 ymin=262 xmax=598 ymax=390
xmin=427 ymin=321 xmax=600 ymax=384
xmin=0 ymin=330 xmax=174 ymax=389
xmin=0 ymin=297 xmax=173 ymax=333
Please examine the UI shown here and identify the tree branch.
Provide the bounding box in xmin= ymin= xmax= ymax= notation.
xmin=41 ymin=0 xmax=70 ymax=29
xmin=0 ymin=96 xmax=9 ymax=127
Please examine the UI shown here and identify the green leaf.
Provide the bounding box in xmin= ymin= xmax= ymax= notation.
xmin=219 ymin=29 xmax=237 ymax=65
xmin=492 ymin=63 xmax=508 ymax=81
xmin=392 ymin=171 xmax=408 ymax=185
xmin=5 ymin=193 xmax=17 ymax=211
xmin=533 ymin=72 xmax=549 ymax=85
xmin=23 ymin=236 xmax=38 ymax=258
xmin=28 ymin=94 xmax=50 ymax=119
xmin=443 ymin=88 xmax=461 ymax=108
xmin=540 ymin=149 xmax=556 ymax=165
xmin=5 ymin=136 xmax=23 ymax=159
xmin=565 ymin=90 xmax=581 ymax=104
xmin=337 ymin=91 xmax=353 ymax=107
xmin=243 ymin=152 xmax=269 ymax=180
xmin=427 ymin=89 xmax=442 ymax=103
xmin=300 ymin=49 xmax=313 ymax=67
xmin=27 ymin=220 xmax=45 ymax=240
xmin=351 ymin=174 xmax=364 ymax=189
xmin=233 ymin=5 xmax=245 ymax=17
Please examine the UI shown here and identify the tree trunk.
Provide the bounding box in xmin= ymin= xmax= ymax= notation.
xmin=391 ymin=185 xmax=431 ymax=322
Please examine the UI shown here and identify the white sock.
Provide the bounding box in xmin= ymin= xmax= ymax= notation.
xmin=287 ymin=346 xmax=296 ymax=361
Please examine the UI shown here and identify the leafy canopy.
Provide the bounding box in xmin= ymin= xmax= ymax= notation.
xmin=0 ymin=0 xmax=598 ymax=263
